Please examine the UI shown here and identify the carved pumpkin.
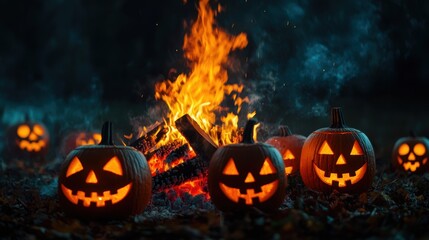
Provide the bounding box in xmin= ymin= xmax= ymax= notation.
xmin=392 ymin=133 xmax=429 ymax=174
xmin=265 ymin=126 xmax=306 ymax=176
xmin=60 ymin=131 xmax=102 ymax=156
xmin=300 ymin=107 xmax=376 ymax=193
xmin=208 ymin=119 xmax=287 ymax=212
xmin=58 ymin=122 xmax=152 ymax=219
xmin=7 ymin=119 xmax=50 ymax=158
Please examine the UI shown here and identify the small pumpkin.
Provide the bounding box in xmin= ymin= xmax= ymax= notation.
xmin=208 ymin=119 xmax=287 ymax=212
xmin=392 ymin=133 xmax=429 ymax=174
xmin=58 ymin=122 xmax=152 ymax=219
xmin=7 ymin=118 xmax=50 ymax=158
xmin=60 ymin=131 xmax=102 ymax=156
xmin=265 ymin=126 xmax=306 ymax=176
xmin=300 ymin=107 xmax=376 ymax=193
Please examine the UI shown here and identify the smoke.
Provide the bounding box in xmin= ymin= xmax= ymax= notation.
xmin=0 ymin=1 xmax=105 ymax=157
xmin=219 ymin=0 xmax=394 ymax=120
xmin=0 ymin=0 xmax=426 ymax=149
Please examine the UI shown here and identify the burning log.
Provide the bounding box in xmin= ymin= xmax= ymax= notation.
xmin=151 ymin=114 xmax=220 ymax=192
xmin=130 ymin=122 xmax=168 ymax=154
xmin=175 ymin=114 xmax=218 ymax=162
xmin=165 ymin=144 xmax=190 ymax=165
xmin=152 ymin=156 xmax=208 ymax=192
xmin=145 ymin=140 xmax=182 ymax=161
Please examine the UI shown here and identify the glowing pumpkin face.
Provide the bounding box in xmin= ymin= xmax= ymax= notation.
xmin=219 ymin=156 xmax=280 ymax=205
xmin=392 ymin=135 xmax=429 ymax=174
xmin=265 ymin=126 xmax=306 ymax=175
xmin=60 ymin=131 xmax=102 ymax=156
xmin=75 ymin=132 xmax=102 ymax=146
xmin=300 ymin=108 xmax=376 ymax=193
xmin=7 ymin=121 xmax=50 ymax=158
xmin=60 ymin=155 xmax=132 ymax=208
xmin=58 ymin=122 xmax=152 ymax=219
xmin=312 ymin=138 xmax=367 ymax=187
xmin=208 ymin=119 xmax=287 ymax=213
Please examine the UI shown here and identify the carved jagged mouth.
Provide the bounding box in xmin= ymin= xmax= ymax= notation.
xmin=19 ymin=140 xmax=46 ymax=152
xmin=313 ymin=163 xmax=367 ymax=187
xmin=399 ymin=157 xmax=427 ymax=172
xmin=61 ymin=183 xmax=132 ymax=207
xmin=285 ymin=167 xmax=293 ymax=175
xmin=219 ymin=180 xmax=279 ymax=205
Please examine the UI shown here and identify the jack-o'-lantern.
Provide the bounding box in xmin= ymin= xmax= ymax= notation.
xmin=58 ymin=122 xmax=152 ymax=219
xmin=265 ymin=126 xmax=306 ymax=176
xmin=7 ymin=119 xmax=50 ymax=158
xmin=392 ymin=133 xmax=429 ymax=174
xmin=208 ymin=119 xmax=287 ymax=212
xmin=300 ymin=107 xmax=376 ymax=193
xmin=60 ymin=131 xmax=102 ymax=156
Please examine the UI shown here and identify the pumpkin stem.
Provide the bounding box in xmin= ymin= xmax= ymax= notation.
xmin=330 ymin=107 xmax=346 ymax=128
xmin=242 ymin=118 xmax=258 ymax=144
xmin=100 ymin=121 xmax=114 ymax=145
xmin=277 ymin=125 xmax=292 ymax=137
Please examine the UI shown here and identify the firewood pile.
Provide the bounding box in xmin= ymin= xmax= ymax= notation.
xmin=129 ymin=114 xmax=219 ymax=193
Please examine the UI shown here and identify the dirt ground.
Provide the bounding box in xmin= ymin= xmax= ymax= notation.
xmin=1 ymin=158 xmax=428 ymax=239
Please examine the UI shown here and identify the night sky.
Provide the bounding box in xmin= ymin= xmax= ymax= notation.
xmin=0 ymin=0 xmax=428 ymax=159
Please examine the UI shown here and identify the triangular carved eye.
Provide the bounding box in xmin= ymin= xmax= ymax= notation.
xmin=350 ymin=141 xmax=363 ymax=155
xmin=66 ymin=156 xmax=84 ymax=177
xmin=223 ymin=158 xmax=239 ymax=175
xmin=283 ymin=149 xmax=295 ymax=160
xmin=319 ymin=141 xmax=334 ymax=155
xmin=103 ymin=156 xmax=123 ymax=176
xmin=259 ymin=158 xmax=276 ymax=175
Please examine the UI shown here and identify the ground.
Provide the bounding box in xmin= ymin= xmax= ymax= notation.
xmin=1 ymin=158 xmax=428 ymax=239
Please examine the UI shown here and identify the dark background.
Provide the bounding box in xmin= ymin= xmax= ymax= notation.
xmin=0 ymin=0 xmax=428 ymax=160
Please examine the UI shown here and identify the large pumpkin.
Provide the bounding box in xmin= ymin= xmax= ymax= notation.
xmin=208 ymin=119 xmax=287 ymax=212
xmin=7 ymin=119 xmax=50 ymax=159
xmin=265 ymin=126 xmax=306 ymax=176
xmin=392 ymin=133 xmax=429 ymax=174
xmin=58 ymin=122 xmax=152 ymax=219
xmin=300 ymin=107 xmax=376 ymax=193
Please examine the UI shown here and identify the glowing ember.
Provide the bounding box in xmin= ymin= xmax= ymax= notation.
xmin=151 ymin=0 xmax=250 ymax=197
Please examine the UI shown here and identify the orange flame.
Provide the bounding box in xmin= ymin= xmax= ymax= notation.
xmin=151 ymin=0 xmax=249 ymax=197
xmin=154 ymin=0 xmax=248 ymax=146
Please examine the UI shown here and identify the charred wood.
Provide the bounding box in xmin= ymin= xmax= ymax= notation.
xmin=175 ymin=114 xmax=218 ymax=162
xmin=130 ymin=123 xmax=168 ymax=154
xmin=152 ymin=156 xmax=208 ymax=192
xmin=165 ymin=144 xmax=191 ymax=165
xmin=145 ymin=140 xmax=182 ymax=160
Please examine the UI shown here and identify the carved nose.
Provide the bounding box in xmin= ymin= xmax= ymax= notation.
xmin=29 ymin=133 xmax=38 ymax=141
xmin=245 ymin=173 xmax=255 ymax=183
xmin=336 ymin=154 xmax=347 ymax=165
xmin=408 ymin=153 xmax=416 ymax=161
xmin=86 ymin=170 xmax=98 ymax=183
